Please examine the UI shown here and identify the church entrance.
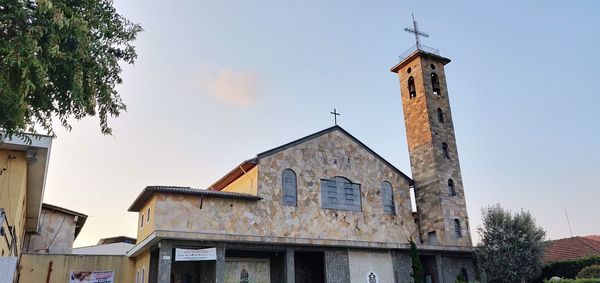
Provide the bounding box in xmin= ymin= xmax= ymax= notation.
xmin=171 ymin=260 xmax=216 ymax=283
xmin=420 ymin=255 xmax=439 ymax=283
xmin=294 ymin=251 xmax=325 ymax=283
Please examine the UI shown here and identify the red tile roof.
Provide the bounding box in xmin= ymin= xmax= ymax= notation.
xmin=584 ymin=235 xmax=600 ymax=242
xmin=544 ymin=236 xmax=600 ymax=263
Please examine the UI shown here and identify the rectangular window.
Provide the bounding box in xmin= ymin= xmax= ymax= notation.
xmin=320 ymin=179 xmax=361 ymax=211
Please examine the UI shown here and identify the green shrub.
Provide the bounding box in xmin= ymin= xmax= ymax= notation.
xmin=540 ymin=256 xmax=600 ymax=281
xmin=578 ymin=265 xmax=600 ymax=279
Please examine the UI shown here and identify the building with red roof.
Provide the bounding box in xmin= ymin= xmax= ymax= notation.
xmin=544 ymin=235 xmax=600 ymax=263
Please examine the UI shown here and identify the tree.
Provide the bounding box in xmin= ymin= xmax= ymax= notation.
xmin=0 ymin=0 xmax=142 ymax=139
xmin=475 ymin=204 xmax=546 ymax=283
xmin=409 ymin=238 xmax=425 ymax=283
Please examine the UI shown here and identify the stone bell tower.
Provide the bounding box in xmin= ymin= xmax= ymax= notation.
xmin=391 ymin=21 xmax=472 ymax=247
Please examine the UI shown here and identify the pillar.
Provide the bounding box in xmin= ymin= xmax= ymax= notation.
xmin=157 ymin=241 xmax=172 ymax=283
xmin=286 ymin=248 xmax=295 ymax=283
xmin=215 ymin=245 xmax=226 ymax=283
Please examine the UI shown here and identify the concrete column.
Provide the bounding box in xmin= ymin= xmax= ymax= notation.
xmin=215 ymin=245 xmax=226 ymax=283
xmin=435 ymin=254 xmax=444 ymax=283
xmin=285 ymin=248 xmax=295 ymax=283
xmin=157 ymin=241 xmax=173 ymax=283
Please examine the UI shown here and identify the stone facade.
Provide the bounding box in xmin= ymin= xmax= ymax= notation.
xmin=440 ymin=256 xmax=476 ymax=283
xmin=152 ymin=129 xmax=417 ymax=245
xmin=393 ymin=51 xmax=472 ymax=247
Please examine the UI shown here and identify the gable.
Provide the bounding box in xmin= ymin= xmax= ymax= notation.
xmin=256 ymin=126 xmax=413 ymax=184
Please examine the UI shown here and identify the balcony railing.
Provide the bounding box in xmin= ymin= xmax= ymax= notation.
xmin=398 ymin=44 xmax=440 ymax=61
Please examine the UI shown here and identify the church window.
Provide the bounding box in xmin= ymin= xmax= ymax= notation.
xmin=428 ymin=231 xmax=437 ymax=245
xmin=448 ymin=179 xmax=456 ymax=196
xmin=442 ymin=142 xmax=450 ymax=159
xmin=321 ymin=176 xmax=361 ymax=211
xmin=437 ymin=108 xmax=444 ymax=123
xmin=430 ymin=64 xmax=436 ymax=70
xmin=460 ymin=268 xmax=469 ymax=282
xmin=454 ymin=219 xmax=462 ymax=237
xmin=282 ymin=169 xmax=297 ymax=206
xmin=431 ymin=72 xmax=441 ymax=95
xmin=407 ymin=67 xmax=412 ymax=73
xmin=146 ymin=207 xmax=151 ymax=223
xmin=136 ymin=270 xmax=139 ymax=283
xmin=408 ymin=76 xmax=417 ymax=99
xmin=381 ymin=181 xmax=395 ymax=215
xmin=140 ymin=214 xmax=144 ymax=229
xmin=141 ymin=267 xmax=145 ymax=283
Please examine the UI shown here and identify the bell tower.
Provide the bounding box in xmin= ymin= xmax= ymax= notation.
xmin=391 ymin=19 xmax=472 ymax=247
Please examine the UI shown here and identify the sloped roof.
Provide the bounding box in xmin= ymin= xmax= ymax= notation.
xmin=73 ymin=242 xmax=135 ymax=256
xmin=585 ymin=235 xmax=600 ymax=242
xmin=544 ymin=236 xmax=600 ymax=263
xmin=209 ymin=126 xmax=413 ymax=191
xmin=128 ymin=186 xmax=262 ymax=212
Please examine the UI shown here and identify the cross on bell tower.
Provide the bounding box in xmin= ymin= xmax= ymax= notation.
xmin=404 ymin=13 xmax=429 ymax=48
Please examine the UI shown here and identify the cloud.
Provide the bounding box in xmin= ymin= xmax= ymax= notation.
xmin=198 ymin=68 xmax=261 ymax=107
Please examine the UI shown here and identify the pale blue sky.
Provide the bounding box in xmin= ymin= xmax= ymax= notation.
xmin=42 ymin=1 xmax=600 ymax=246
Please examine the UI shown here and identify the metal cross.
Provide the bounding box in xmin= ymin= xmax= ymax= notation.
xmin=330 ymin=108 xmax=340 ymax=126
xmin=404 ymin=13 xmax=429 ymax=48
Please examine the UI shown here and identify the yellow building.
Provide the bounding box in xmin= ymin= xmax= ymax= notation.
xmin=0 ymin=134 xmax=53 ymax=282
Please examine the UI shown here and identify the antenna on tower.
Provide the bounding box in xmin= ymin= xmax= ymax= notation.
xmin=565 ymin=209 xmax=574 ymax=237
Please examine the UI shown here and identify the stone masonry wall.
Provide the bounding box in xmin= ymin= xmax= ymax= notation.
xmin=441 ymin=256 xmax=476 ymax=283
xmin=153 ymin=129 xmax=417 ymax=245
xmin=396 ymin=53 xmax=472 ymax=247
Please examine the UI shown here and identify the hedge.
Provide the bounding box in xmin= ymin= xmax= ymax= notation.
xmin=539 ymin=256 xmax=600 ymax=281
xmin=543 ymin=279 xmax=600 ymax=283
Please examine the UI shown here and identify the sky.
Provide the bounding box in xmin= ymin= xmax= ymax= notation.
xmin=41 ymin=1 xmax=600 ymax=247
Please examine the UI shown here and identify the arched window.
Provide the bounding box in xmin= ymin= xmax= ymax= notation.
xmin=141 ymin=267 xmax=145 ymax=283
xmin=408 ymin=76 xmax=416 ymax=99
xmin=136 ymin=270 xmax=139 ymax=283
xmin=282 ymin=169 xmax=297 ymax=206
xmin=381 ymin=181 xmax=395 ymax=215
xmin=460 ymin=268 xmax=469 ymax=282
xmin=448 ymin=179 xmax=456 ymax=196
xmin=431 ymin=72 xmax=440 ymax=95
xmin=437 ymin=108 xmax=444 ymax=123
xmin=442 ymin=142 xmax=450 ymax=159
xmin=454 ymin=219 xmax=462 ymax=237
xmin=146 ymin=207 xmax=151 ymax=223
xmin=140 ymin=214 xmax=144 ymax=229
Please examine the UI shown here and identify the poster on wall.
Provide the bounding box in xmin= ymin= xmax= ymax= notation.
xmin=69 ymin=270 xmax=115 ymax=283
xmin=175 ymin=247 xmax=217 ymax=261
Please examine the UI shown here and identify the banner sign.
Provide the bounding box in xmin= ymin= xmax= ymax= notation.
xmin=175 ymin=247 xmax=217 ymax=261
xmin=69 ymin=270 xmax=114 ymax=283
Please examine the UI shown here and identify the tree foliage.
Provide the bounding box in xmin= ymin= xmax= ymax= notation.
xmin=476 ymin=204 xmax=546 ymax=283
xmin=409 ymin=238 xmax=425 ymax=283
xmin=0 ymin=0 xmax=142 ymax=138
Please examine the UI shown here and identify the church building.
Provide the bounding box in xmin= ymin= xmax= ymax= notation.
xmin=126 ymin=38 xmax=476 ymax=282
